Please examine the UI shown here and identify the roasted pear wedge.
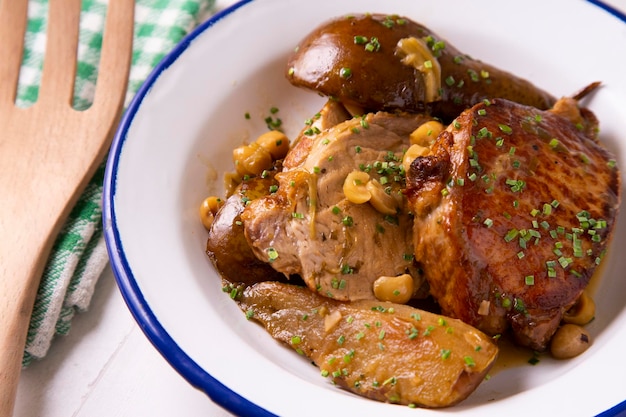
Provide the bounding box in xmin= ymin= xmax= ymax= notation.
xmin=238 ymin=282 xmax=498 ymax=408
xmin=286 ymin=13 xmax=555 ymax=121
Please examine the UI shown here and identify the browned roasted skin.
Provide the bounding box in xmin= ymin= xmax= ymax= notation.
xmin=286 ymin=14 xmax=555 ymax=121
xmin=404 ymin=98 xmax=620 ymax=351
xmin=238 ymin=282 xmax=498 ymax=408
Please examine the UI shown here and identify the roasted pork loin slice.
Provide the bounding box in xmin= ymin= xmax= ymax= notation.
xmin=241 ymin=112 xmax=432 ymax=301
xmin=239 ymin=282 xmax=498 ymax=408
xmin=405 ymin=98 xmax=620 ymax=351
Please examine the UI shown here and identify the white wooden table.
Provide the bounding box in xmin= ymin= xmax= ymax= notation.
xmin=14 ymin=1 xmax=626 ymax=416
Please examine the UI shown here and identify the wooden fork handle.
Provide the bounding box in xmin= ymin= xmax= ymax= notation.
xmin=0 ymin=108 xmax=94 ymax=417
xmin=0 ymin=240 xmax=51 ymax=417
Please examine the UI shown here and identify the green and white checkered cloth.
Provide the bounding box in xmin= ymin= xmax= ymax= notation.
xmin=20 ymin=0 xmax=216 ymax=367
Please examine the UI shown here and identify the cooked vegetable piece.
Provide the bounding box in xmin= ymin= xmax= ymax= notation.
xmin=562 ymin=290 xmax=595 ymax=325
xmin=238 ymin=282 xmax=498 ymax=408
xmin=286 ymin=13 xmax=555 ymax=121
xmin=206 ymin=175 xmax=285 ymax=285
xmin=199 ymin=196 xmax=225 ymax=230
xmin=550 ymin=324 xmax=591 ymax=359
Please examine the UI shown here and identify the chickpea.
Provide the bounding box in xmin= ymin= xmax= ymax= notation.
xmin=256 ymin=130 xmax=290 ymax=160
xmin=366 ymin=179 xmax=398 ymax=215
xmin=233 ymin=142 xmax=273 ymax=177
xmin=373 ymin=274 xmax=414 ymax=304
xmin=397 ymin=38 xmax=442 ymax=103
xmin=199 ymin=196 xmax=225 ymax=230
xmin=410 ymin=120 xmax=444 ymax=146
xmin=343 ymin=171 xmax=371 ymax=204
xmin=402 ymin=143 xmax=431 ymax=174
xmin=563 ymin=290 xmax=595 ymax=325
xmin=550 ymin=324 xmax=592 ymax=359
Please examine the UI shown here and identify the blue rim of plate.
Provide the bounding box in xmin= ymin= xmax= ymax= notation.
xmin=102 ymin=1 xmax=626 ymax=416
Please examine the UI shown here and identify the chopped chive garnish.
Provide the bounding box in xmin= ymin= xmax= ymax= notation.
xmin=498 ymin=124 xmax=513 ymax=134
xmin=441 ymin=349 xmax=451 ymax=359
xmin=504 ymin=229 xmax=519 ymax=242
xmin=505 ymin=178 xmax=526 ymax=192
xmin=464 ymin=356 xmax=476 ymax=367
xmin=549 ymin=138 xmax=560 ymax=148
xmin=267 ymin=247 xmax=279 ymax=262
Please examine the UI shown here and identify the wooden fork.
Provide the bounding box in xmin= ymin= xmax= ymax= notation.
xmin=0 ymin=0 xmax=134 ymax=415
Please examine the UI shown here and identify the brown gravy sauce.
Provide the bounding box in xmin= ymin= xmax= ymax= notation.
xmin=489 ymin=260 xmax=606 ymax=375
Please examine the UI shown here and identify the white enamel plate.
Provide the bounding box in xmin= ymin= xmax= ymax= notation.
xmin=103 ymin=0 xmax=626 ymax=415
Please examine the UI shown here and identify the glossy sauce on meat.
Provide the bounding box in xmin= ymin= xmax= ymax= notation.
xmin=405 ymin=98 xmax=620 ymax=350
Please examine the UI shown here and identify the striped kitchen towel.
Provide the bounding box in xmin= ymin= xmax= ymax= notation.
xmin=20 ymin=0 xmax=216 ymax=366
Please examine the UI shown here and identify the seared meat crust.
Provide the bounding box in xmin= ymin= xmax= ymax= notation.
xmin=405 ymin=98 xmax=620 ymax=350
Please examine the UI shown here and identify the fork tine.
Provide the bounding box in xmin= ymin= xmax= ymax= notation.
xmin=0 ymin=0 xmax=28 ymax=106
xmin=91 ymin=0 xmax=135 ymax=114
xmin=38 ymin=0 xmax=81 ymax=107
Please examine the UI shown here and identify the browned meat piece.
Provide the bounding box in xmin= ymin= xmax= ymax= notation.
xmin=238 ymin=281 xmax=498 ymax=408
xmin=241 ymin=112 xmax=432 ymax=301
xmin=283 ymin=99 xmax=352 ymax=169
xmin=405 ymin=98 xmax=620 ymax=351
